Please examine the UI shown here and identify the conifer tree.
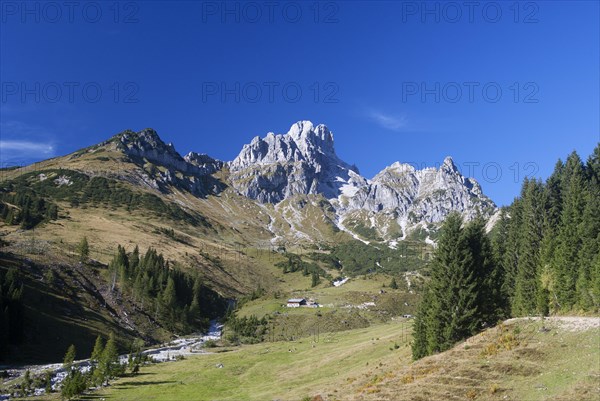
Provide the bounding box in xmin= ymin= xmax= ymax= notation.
xmin=311 ymin=271 xmax=320 ymax=287
xmin=63 ymin=344 xmax=76 ymax=370
xmin=91 ymin=335 xmax=104 ymax=363
xmin=97 ymin=333 xmax=119 ymax=385
xmin=78 ymin=236 xmax=89 ymax=262
xmin=464 ymin=215 xmax=503 ymax=324
xmin=411 ymin=288 xmax=430 ymax=360
xmin=513 ymin=179 xmax=545 ymax=315
xmin=554 ymin=152 xmax=586 ymax=309
xmin=413 ymin=213 xmax=479 ymax=357
xmin=490 ymin=208 xmax=510 ymax=316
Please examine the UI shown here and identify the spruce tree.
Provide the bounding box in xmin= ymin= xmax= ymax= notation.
xmin=513 ymin=179 xmax=544 ymax=316
xmin=78 ymin=236 xmax=89 ymax=262
xmin=162 ymin=277 xmax=177 ymax=325
xmin=63 ymin=344 xmax=76 ymax=370
xmin=411 ymin=287 xmax=430 ymax=360
xmin=490 ymin=208 xmax=510 ymax=316
xmin=554 ymin=152 xmax=586 ymax=309
xmin=415 ymin=213 xmax=479 ymax=356
xmin=98 ymin=333 xmax=119 ymax=384
xmin=464 ymin=215 xmax=503 ymax=324
xmin=188 ymin=276 xmax=202 ymax=326
xmin=501 ymin=198 xmax=523 ymax=305
xmin=91 ymin=335 xmax=104 ymax=363
xmin=576 ymin=175 xmax=600 ymax=308
xmin=311 ymin=271 xmax=320 ymax=287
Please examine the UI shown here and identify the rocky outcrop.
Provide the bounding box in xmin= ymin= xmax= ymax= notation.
xmin=116 ymin=128 xmax=193 ymax=173
xmin=106 ymin=129 xmax=225 ymax=197
xmin=184 ymin=152 xmax=224 ymax=175
xmin=229 ymin=121 xmax=364 ymax=203
xmin=337 ymin=156 xmax=495 ymax=224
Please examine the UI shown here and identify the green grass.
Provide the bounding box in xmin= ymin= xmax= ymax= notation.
xmin=17 ymin=317 xmax=599 ymax=401
xmin=91 ymin=321 xmax=412 ymax=401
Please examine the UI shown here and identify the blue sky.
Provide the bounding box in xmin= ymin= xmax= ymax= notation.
xmin=1 ymin=0 xmax=598 ymax=206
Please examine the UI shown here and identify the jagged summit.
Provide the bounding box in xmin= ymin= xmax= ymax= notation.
xmin=109 ymin=128 xmax=189 ymax=172
xmin=335 ymin=156 xmax=495 ymax=229
xmin=230 ymin=121 xmax=348 ymax=171
xmin=184 ymin=152 xmax=224 ymax=176
xmin=229 ymin=121 xmax=361 ymax=203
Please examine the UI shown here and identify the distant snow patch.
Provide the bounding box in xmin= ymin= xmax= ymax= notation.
xmin=333 ymin=277 xmax=349 ymax=287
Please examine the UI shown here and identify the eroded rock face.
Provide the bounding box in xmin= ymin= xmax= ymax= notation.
xmin=338 ymin=156 xmax=495 ymax=225
xmin=117 ymin=128 xmax=192 ymax=173
xmin=228 ymin=121 xmax=496 ymax=238
xmin=110 ymin=129 xmax=225 ymax=197
xmin=184 ymin=152 xmax=224 ymax=176
xmin=229 ymin=121 xmax=363 ymax=203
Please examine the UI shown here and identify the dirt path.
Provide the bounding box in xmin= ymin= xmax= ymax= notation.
xmin=505 ymin=316 xmax=600 ymax=332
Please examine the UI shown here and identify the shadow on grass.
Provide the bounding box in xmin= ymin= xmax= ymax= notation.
xmin=125 ymin=372 xmax=155 ymax=377
xmin=116 ymin=380 xmax=176 ymax=387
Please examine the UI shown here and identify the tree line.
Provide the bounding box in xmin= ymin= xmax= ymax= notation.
xmin=106 ymin=244 xmax=227 ymax=333
xmin=412 ymin=144 xmax=599 ymax=360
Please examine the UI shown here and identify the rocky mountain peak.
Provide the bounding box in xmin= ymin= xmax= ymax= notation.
xmin=113 ymin=128 xmax=190 ymax=173
xmin=287 ymin=121 xmax=335 ymax=156
xmin=333 ymin=156 xmax=496 ymax=240
xmin=229 ymin=121 xmax=359 ymax=203
xmin=441 ymin=156 xmax=460 ymax=174
xmin=230 ymin=121 xmax=341 ymax=172
xmin=184 ymin=152 xmax=224 ymax=175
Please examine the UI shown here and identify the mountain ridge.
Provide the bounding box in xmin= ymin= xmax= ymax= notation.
xmin=8 ymin=121 xmax=498 ymax=244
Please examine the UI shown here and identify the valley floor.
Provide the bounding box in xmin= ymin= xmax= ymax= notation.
xmin=23 ymin=316 xmax=600 ymax=401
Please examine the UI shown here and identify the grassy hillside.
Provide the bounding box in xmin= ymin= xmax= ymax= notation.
xmin=24 ymin=316 xmax=597 ymax=401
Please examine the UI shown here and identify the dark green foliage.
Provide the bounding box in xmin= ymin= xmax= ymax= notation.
xmin=22 ymin=370 xmax=32 ymax=396
xmin=553 ymin=152 xmax=586 ymax=309
xmin=331 ymin=240 xmax=429 ymax=275
xmin=60 ymin=343 xmax=88 ymax=400
xmin=98 ymin=333 xmax=119 ymax=383
xmin=311 ymin=271 xmax=320 ymax=287
xmin=63 ymin=344 xmax=76 ymax=370
xmin=0 ymin=267 xmax=25 ymax=357
xmin=389 ymin=277 xmax=398 ymax=289
xmin=275 ymin=253 xmax=328 ymax=281
xmin=61 ymin=369 xmax=87 ymax=400
xmin=225 ymin=314 xmax=268 ymax=344
xmin=77 ymin=236 xmax=90 ymax=263
xmin=108 ymin=245 xmax=225 ymax=333
xmin=412 ymin=213 xmax=503 ymax=360
xmin=44 ymin=371 xmax=53 ymax=394
xmin=493 ymin=145 xmax=600 ymax=314
xmin=0 ymin=184 xmax=59 ymax=229
xmin=90 ymin=335 xmax=104 ymax=364
xmin=512 ymin=179 xmax=545 ymax=315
